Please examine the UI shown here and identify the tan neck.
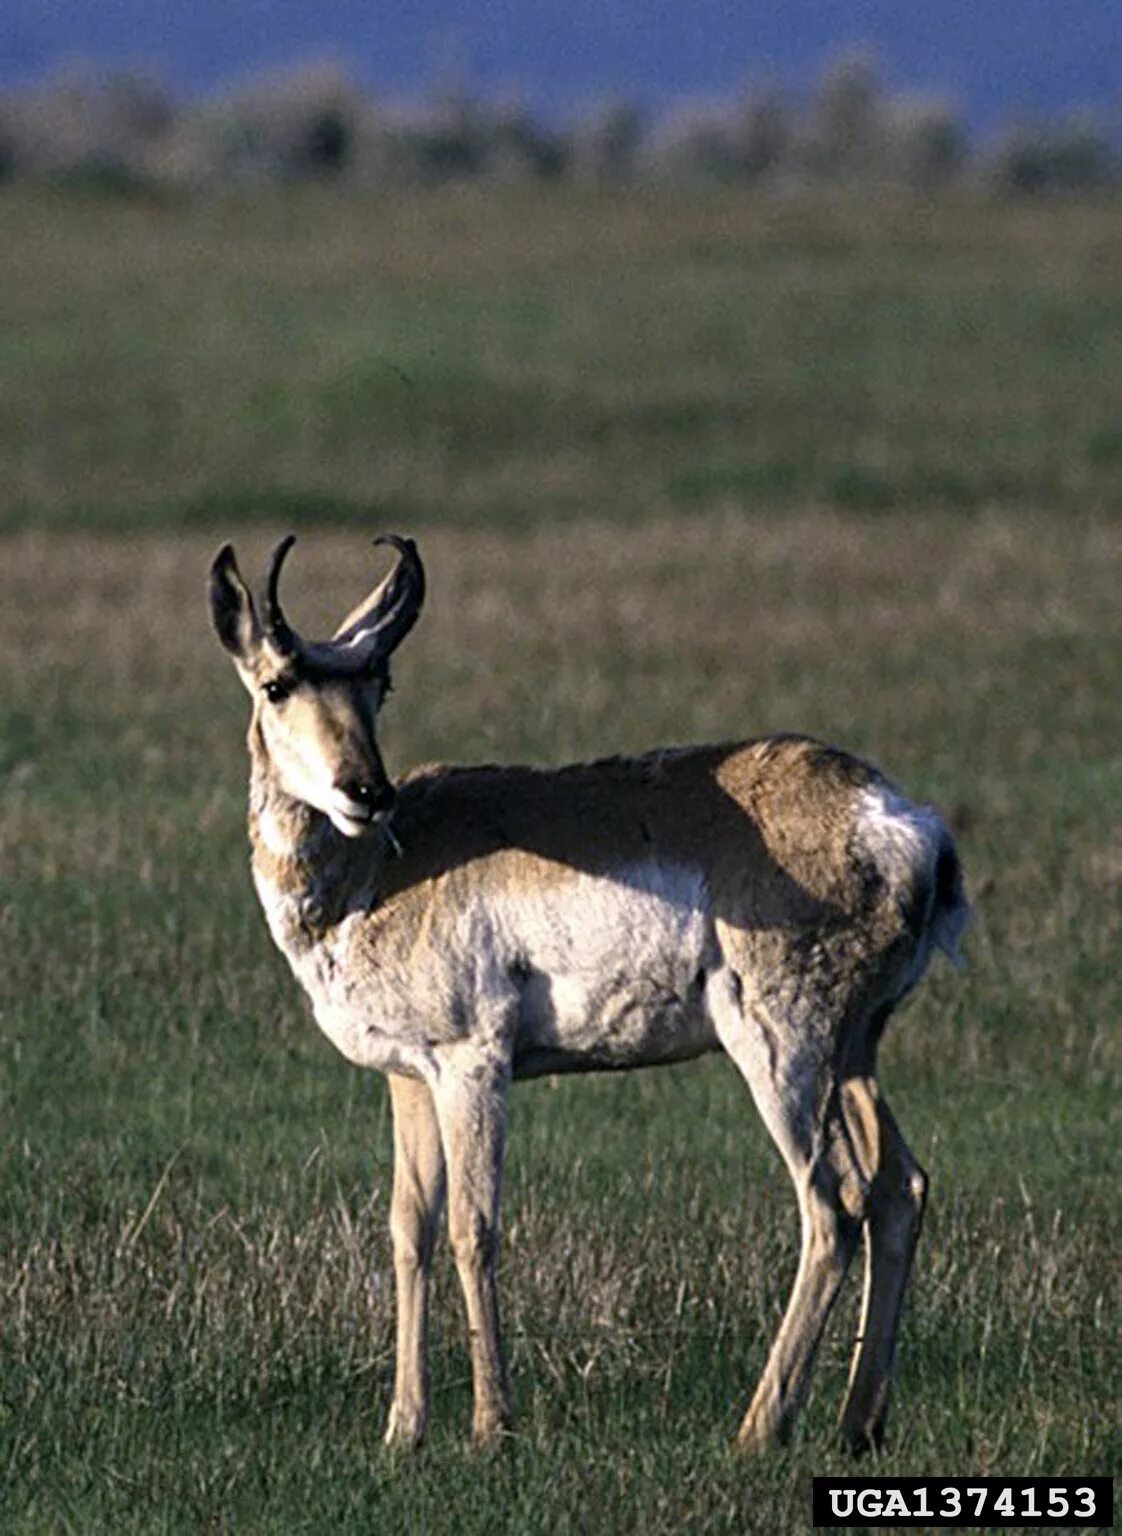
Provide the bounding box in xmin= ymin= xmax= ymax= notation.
xmin=245 ymin=719 xmax=379 ymax=940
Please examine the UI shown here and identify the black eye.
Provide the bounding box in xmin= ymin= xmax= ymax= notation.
xmin=263 ymin=678 xmax=292 ymax=705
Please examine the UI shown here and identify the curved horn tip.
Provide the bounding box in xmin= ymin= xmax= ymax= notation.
xmin=372 ymin=533 xmax=418 ymax=558
xmin=261 ymin=533 xmax=301 ymax=655
xmin=268 ymin=532 xmax=298 ymax=564
xmin=265 ymin=533 xmax=298 ymax=592
xmin=372 ymin=534 xmax=424 ymax=589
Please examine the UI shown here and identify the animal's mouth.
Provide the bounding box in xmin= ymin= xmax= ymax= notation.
xmin=328 ymin=785 xmax=397 ymax=839
xmin=332 ymin=809 xmax=373 ymax=838
xmin=331 ymin=801 xmax=402 ymax=843
xmin=329 ymin=801 xmax=386 ymax=839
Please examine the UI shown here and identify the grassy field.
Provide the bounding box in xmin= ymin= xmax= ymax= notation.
xmin=1 ymin=187 xmax=1119 ymax=1533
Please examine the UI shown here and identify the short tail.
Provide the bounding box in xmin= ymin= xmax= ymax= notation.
xmin=928 ymin=833 xmax=970 ymax=967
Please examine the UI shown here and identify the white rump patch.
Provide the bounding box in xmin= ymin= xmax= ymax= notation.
xmin=857 ymin=785 xmax=968 ymax=969
xmin=857 ymin=786 xmax=946 ymax=887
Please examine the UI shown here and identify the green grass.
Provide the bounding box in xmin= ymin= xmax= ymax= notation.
xmin=2 ymin=187 xmax=1122 ymax=530
xmin=1 ymin=187 xmax=1120 ymax=1532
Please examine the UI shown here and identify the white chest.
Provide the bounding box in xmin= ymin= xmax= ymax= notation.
xmin=252 ymin=865 xmax=395 ymax=1068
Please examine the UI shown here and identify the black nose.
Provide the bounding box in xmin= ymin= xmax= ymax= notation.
xmin=338 ymin=777 xmax=396 ymax=815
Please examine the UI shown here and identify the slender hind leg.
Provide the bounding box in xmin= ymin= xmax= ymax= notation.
xmin=706 ymin=969 xmax=868 ymax=1451
xmin=384 ymin=1074 xmax=446 ymax=1449
xmin=431 ymin=1048 xmax=512 ymax=1445
xmin=838 ymin=1075 xmax=928 ymax=1452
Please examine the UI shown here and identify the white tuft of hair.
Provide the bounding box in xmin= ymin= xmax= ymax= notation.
xmin=858 ymin=785 xmax=970 ymax=968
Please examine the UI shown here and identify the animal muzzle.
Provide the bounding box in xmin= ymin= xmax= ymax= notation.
xmin=330 ymin=775 xmax=397 ymax=835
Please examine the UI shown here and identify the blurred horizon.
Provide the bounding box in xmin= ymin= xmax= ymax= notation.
xmin=3 ymin=0 xmax=1119 ymax=132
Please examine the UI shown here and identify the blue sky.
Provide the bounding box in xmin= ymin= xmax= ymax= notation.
xmin=3 ymin=0 xmax=1118 ymax=131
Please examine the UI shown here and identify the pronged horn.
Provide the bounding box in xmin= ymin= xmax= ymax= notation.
xmin=332 ymin=534 xmax=425 ymax=666
xmin=261 ymin=534 xmax=299 ymax=657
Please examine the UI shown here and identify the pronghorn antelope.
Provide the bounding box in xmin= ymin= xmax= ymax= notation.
xmin=208 ymin=533 xmax=968 ymax=1454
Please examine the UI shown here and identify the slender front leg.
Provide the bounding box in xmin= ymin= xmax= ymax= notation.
xmin=431 ymin=1049 xmax=512 ymax=1446
xmin=384 ymin=1073 xmax=446 ymax=1450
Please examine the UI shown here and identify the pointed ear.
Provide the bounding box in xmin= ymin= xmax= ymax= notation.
xmin=208 ymin=544 xmax=261 ymax=662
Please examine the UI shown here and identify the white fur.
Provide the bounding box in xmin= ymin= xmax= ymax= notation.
xmin=493 ymin=861 xmax=716 ymax=1068
xmin=264 ymin=857 xmax=717 ymax=1079
xmin=255 ymin=806 xmax=292 ymax=857
xmin=856 ymin=784 xmax=967 ymax=982
xmin=857 ymin=785 xmax=939 ymax=873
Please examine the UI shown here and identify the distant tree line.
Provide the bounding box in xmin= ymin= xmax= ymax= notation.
xmin=1 ymin=53 xmax=1118 ymax=196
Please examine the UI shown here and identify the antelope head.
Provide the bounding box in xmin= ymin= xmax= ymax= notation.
xmin=208 ymin=534 xmax=425 ymax=837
